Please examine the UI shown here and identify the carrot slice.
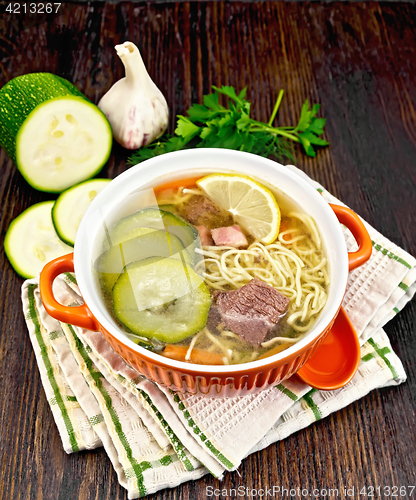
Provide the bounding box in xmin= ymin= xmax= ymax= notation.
xmin=279 ymin=217 xmax=293 ymax=242
xmin=258 ymin=343 xmax=291 ymax=359
xmin=160 ymin=345 xmax=225 ymax=365
xmin=154 ymin=176 xmax=201 ymax=194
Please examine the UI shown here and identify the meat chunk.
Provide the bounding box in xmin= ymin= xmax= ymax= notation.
xmin=179 ymin=195 xmax=233 ymax=228
xmin=206 ymin=301 xmax=222 ymax=334
xmin=211 ymin=225 xmax=248 ymax=248
xmin=215 ymin=278 xmax=290 ymax=346
xmin=195 ymin=225 xmax=214 ymax=246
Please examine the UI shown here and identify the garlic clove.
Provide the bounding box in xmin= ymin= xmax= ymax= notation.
xmin=98 ymin=41 xmax=169 ymax=150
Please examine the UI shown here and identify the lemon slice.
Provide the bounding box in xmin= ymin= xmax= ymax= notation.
xmin=196 ymin=174 xmax=281 ymax=244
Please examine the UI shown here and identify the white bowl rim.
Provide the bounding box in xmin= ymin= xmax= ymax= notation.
xmin=74 ymin=148 xmax=349 ymax=375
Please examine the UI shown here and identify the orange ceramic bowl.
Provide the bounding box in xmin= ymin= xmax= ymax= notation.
xmin=39 ymin=149 xmax=372 ymax=396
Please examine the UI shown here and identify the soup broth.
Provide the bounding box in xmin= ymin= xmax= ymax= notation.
xmin=95 ymin=175 xmax=329 ymax=365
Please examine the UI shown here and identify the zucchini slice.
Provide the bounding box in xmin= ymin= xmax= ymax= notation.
xmin=95 ymin=229 xmax=192 ymax=292
xmin=157 ymin=204 xmax=177 ymax=214
xmin=111 ymin=208 xmax=199 ymax=256
xmin=4 ymin=201 xmax=73 ymax=279
xmin=52 ymin=178 xmax=111 ymax=246
xmin=0 ymin=73 xmax=112 ymax=192
xmin=113 ymin=258 xmax=211 ymax=343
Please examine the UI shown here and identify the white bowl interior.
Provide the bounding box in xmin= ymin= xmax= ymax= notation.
xmin=75 ymin=149 xmax=349 ymax=374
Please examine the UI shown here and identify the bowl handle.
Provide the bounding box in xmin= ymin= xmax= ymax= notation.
xmin=39 ymin=253 xmax=99 ymax=331
xmin=329 ymin=204 xmax=373 ymax=271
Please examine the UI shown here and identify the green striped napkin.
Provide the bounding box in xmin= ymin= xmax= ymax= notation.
xmin=21 ymin=166 xmax=414 ymax=499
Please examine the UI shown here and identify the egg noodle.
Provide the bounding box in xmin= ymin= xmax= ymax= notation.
xmin=156 ymin=186 xmax=330 ymax=364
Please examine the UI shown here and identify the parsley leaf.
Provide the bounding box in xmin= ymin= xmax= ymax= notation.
xmin=174 ymin=116 xmax=201 ymax=141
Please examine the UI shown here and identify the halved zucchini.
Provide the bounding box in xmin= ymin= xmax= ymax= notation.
xmin=0 ymin=73 xmax=112 ymax=192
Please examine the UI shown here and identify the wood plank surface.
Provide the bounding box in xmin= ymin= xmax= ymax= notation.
xmin=0 ymin=2 xmax=415 ymax=499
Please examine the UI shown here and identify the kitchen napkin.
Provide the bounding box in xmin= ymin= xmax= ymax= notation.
xmin=21 ymin=165 xmax=415 ymax=499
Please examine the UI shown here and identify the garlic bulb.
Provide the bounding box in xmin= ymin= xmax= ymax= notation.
xmin=98 ymin=41 xmax=169 ymax=150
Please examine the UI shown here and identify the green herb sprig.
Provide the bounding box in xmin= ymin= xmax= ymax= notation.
xmin=128 ymin=86 xmax=329 ymax=164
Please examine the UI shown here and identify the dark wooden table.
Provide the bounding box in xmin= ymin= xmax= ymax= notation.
xmin=1 ymin=2 xmax=415 ymax=499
